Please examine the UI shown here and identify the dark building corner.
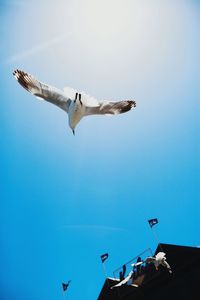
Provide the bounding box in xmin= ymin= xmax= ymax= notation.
xmin=97 ymin=243 xmax=200 ymax=300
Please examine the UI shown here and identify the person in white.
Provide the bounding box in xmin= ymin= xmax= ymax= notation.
xmin=145 ymin=252 xmax=172 ymax=274
xmin=111 ymin=261 xmax=143 ymax=289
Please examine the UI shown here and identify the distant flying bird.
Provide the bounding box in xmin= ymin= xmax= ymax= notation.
xmin=13 ymin=69 xmax=136 ymax=135
xmin=145 ymin=252 xmax=172 ymax=273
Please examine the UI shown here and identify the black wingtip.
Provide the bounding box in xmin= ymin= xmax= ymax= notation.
xmin=132 ymin=100 xmax=136 ymax=108
xmin=128 ymin=100 xmax=136 ymax=109
xmin=13 ymin=69 xmax=18 ymax=77
xmin=120 ymin=100 xmax=136 ymax=113
xmin=12 ymin=69 xmax=31 ymax=92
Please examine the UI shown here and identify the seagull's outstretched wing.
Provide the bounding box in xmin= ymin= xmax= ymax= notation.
xmin=84 ymin=100 xmax=136 ymax=116
xmin=13 ymin=70 xmax=71 ymax=112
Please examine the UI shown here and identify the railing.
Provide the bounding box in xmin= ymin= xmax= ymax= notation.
xmin=113 ymin=247 xmax=153 ymax=280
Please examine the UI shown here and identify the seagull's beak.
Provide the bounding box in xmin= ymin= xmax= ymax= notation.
xmin=72 ymin=129 xmax=75 ymax=136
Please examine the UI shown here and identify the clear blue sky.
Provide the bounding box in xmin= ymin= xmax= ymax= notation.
xmin=1 ymin=1 xmax=199 ymax=299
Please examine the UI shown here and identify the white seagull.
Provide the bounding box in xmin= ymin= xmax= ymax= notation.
xmin=13 ymin=69 xmax=136 ymax=135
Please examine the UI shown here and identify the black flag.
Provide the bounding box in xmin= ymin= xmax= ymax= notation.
xmin=148 ymin=218 xmax=158 ymax=228
xmin=62 ymin=280 xmax=71 ymax=292
xmin=101 ymin=253 xmax=109 ymax=263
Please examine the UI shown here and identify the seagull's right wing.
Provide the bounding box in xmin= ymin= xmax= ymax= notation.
xmin=13 ymin=70 xmax=71 ymax=112
xmin=85 ymin=100 xmax=136 ymax=116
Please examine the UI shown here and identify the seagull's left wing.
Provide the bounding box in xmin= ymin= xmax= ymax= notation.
xmin=84 ymin=100 xmax=136 ymax=116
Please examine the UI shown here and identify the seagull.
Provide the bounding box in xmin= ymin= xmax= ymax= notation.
xmin=13 ymin=69 xmax=136 ymax=135
xmin=145 ymin=252 xmax=172 ymax=274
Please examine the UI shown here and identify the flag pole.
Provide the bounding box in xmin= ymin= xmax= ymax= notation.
xmin=62 ymin=288 xmax=66 ymax=300
xmin=152 ymin=227 xmax=164 ymax=252
xmin=102 ymin=261 xmax=110 ymax=288
xmin=151 ymin=225 xmax=160 ymax=245
xmin=100 ymin=253 xmax=110 ymax=288
xmin=102 ymin=261 xmax=108 ymax=278
xmin=148 ymin=219 xmax=163 ymax=252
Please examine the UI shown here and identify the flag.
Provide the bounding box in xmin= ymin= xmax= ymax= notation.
xmin=101 ymin=253 xmax=109 ymax=263
xmin=62 ymin=280 xmax=71 ymax=292
xmin=148 ymin=218 xmax=158 ymax=228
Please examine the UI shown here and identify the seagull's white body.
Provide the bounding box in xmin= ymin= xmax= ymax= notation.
xmin=13 ymin=69 xmax=136 ymax=135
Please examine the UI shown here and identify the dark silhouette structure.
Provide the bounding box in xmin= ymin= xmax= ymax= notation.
xmin=119 ymin=264 xmax=127 ymax=281
xmin=97 ymin=243 xmax=200 ymax=300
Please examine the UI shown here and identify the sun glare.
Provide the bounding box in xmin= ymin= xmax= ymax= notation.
xmin=80 ymin=0 xmax=130 ymax=39
xmin=67 ymin=0 xmax=141 ymax=50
